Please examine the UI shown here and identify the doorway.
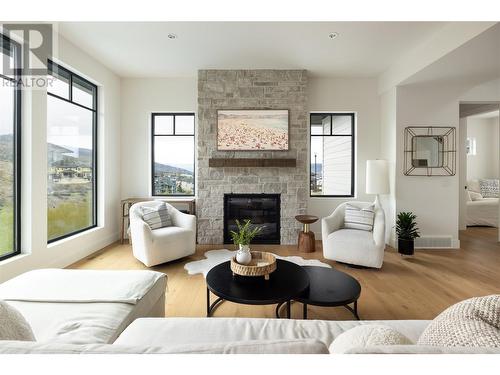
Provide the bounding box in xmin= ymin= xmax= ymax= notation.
xmin=458 ymin=102 xmax=500 ymax=242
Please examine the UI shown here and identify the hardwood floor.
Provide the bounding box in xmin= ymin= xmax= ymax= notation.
xmin=68 ymin=227 xmax=500 ymax=321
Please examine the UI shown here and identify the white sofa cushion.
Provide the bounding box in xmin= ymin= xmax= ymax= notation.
xmin=344 ymin=204 xmax=375 ymax=231
xmin=0 ymin=301 xmax=35 ymax=341
xmin=0 ymin=269 xmax=165 ymax=304
xmin=329 ymin=324 xmax=413 ymax=353
xmin=418 ymin=295 xmax=500 ymax=348
xmin=150 ymin=225 xmax=192 ymax=243
xmin=0 ymin=339 xmax=328 ymax=354
xmin=326 ymin=229 xmax=382 ymax=268
xmin=141 ymin=202 xmax=172 ymax=229
xmin=344 ymin=345 xmax=500 ymax=354
xmin=115 ymin=317 xmax=430 ymax=349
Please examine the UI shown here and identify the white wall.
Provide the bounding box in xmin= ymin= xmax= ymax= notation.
xmin=395 ymin=78 xmax=500 ymax=248
xmin=120 ymin=78 xmax=197 ymax=199
xmin=307 ymin=78 xmax=381 ymax=232
xmin=119 ymin=76 xmax=380 ymax=235
xmin=467 ymin=116 xmax=500 ymax=180
xmin=0 ymin=34 xmax=121 ymax=282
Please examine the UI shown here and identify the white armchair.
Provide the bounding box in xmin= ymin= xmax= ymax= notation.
xmin=321 ymin=201 xmax=386 ymax=269
xmin=129 ymin=201 xmax=196 ymax=267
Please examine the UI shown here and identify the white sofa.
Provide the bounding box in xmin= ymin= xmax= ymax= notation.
xmin=0 ymin=269 xmax=167 ymax=344
xmin=322 ymin=201 xmax=386 ymax=268
xmin=129 ymin=201 xmax=196 ymax=267
xmin=2 ymin=270 xmax=498 ymax=354
xmin=2 ymin=316 xmax=500 ymax=354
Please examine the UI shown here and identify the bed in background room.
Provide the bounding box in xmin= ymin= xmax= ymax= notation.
xmin=466 ymin=179 xmax=499 ymax=227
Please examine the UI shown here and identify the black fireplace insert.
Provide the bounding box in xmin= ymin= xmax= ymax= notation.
xmin=223 ymin=194 xmax=281 ymax=244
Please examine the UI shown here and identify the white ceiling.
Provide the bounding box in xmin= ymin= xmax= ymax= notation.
xmin=401 ymin=23 xmax=500 ymax=87
xmin=58 ymin=22 xmax=447 ymax=78
xmin=469 ymin=110 xmax=499 ymax=119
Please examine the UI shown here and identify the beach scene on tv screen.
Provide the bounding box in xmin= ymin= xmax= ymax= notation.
xmin=217 ymin=110 xmax=289 ymax=150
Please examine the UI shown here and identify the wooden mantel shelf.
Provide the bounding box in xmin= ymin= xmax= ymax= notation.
xmin=209 ymin=158 xmax=296 ymax=168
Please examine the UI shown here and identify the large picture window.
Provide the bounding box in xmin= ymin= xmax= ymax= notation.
xmin=152 ymin=113 xmax=195 ymax=196
xmin=0 ymin=34 xmax=21 ymax=260
xmin=47 ymin=61 xmax=97 ymax=242
xmin=310 ymin=113 xmax=355 ymax=197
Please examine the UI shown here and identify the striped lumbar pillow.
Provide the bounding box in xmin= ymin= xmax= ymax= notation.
xmin=141 ymin=203 xmax=172 ymax=230
xmin=344 ymin=204 xmax=375 ymax=231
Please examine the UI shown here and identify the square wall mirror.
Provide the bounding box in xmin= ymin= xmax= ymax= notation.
xmin=404 ymin=127 xmax=456 ymax=176
xmin=412 ymin=136 xmax=444 ymax=167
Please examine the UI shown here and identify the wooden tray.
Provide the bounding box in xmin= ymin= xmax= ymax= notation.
xmin=231 ymin=251 xmax=277 ymax=280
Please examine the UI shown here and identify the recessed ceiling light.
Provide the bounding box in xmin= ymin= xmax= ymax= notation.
xmin=167 ymin=33 xmax=178 ymax=40
xmin=328 ymin=32 xmax=339 ymax=40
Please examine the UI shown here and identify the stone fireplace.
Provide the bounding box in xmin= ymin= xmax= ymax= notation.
xmin=196 ymin=69 xmax=308 ymax=244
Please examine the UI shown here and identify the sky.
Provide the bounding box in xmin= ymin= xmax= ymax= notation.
xmin=310 ymin=136 xmax=323 ymax=163
xmin=47 ymin=95 xmax=93 ymax=150
xmin=154 ymin=136 xmax=194 ymax=171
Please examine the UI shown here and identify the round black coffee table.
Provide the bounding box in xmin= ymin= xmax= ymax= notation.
xmin=277 ymin=266 xmax=361 ymax=319
xmin=206 ymin=259 xmax=310 ymax=318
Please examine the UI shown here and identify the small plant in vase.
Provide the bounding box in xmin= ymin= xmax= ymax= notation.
xmin=230 ymin=219 xmax=264 ymax=265
xmin=396 ymin=212 xmax=420 ymax=256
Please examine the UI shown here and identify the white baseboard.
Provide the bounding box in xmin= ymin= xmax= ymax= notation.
xmin=47 ymin=231 xmax=120 ymax=269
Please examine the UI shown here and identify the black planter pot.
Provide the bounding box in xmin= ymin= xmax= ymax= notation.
xmin=398 ymin=239 xmax=414 ymax=255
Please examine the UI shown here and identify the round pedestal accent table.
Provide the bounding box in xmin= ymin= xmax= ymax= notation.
xmin=295 ymin=215 xmax=319 ymax=253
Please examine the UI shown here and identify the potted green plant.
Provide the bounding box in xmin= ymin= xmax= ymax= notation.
xmin=396 ymin=212 xmax=420 ymax=256
xmin=229 ymin=219 xmax=264 ymax=265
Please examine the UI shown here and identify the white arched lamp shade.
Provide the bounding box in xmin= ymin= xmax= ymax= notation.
xmin=366 ymin=160 xmax=390 ymax=202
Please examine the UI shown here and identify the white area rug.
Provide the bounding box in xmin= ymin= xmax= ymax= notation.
xmin=184 ymin=249 xmax=331 ymax=278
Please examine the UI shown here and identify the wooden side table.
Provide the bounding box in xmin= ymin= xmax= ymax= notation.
xmin=295 ymin=215 xmax=319 ymax=253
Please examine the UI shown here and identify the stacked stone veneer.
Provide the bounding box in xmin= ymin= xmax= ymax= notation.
xmin=196 ymin=70 xmax=308 ymax=244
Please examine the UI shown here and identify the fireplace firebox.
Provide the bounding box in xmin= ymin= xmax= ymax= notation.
xmin=223 ymin=194 xmax=281 ymax=244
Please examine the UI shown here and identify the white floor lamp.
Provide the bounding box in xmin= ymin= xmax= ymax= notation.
xmin=366 ymin=160 xmax=390 ymax=208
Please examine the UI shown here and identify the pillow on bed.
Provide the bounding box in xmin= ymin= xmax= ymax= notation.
xmin=0 ymin=301 xmax=36 ymax=341
xmin=468 ymin=179 xmax=481 ymax=193
xmin=479 ymin=179 xmax=499 ymax=198
xmin=469 ymin=191 xmax=483 ymax=201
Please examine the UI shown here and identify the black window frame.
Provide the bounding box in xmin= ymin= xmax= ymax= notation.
xmin=151 ymin=113 xmax=196 ymax=197
xmin=0 ymin=34 xmax=22 ymax=261
xmin=309 ymin=112 xmax=355 ymax=198
xmin=47 ymin=60 xmax=98 ymax=243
